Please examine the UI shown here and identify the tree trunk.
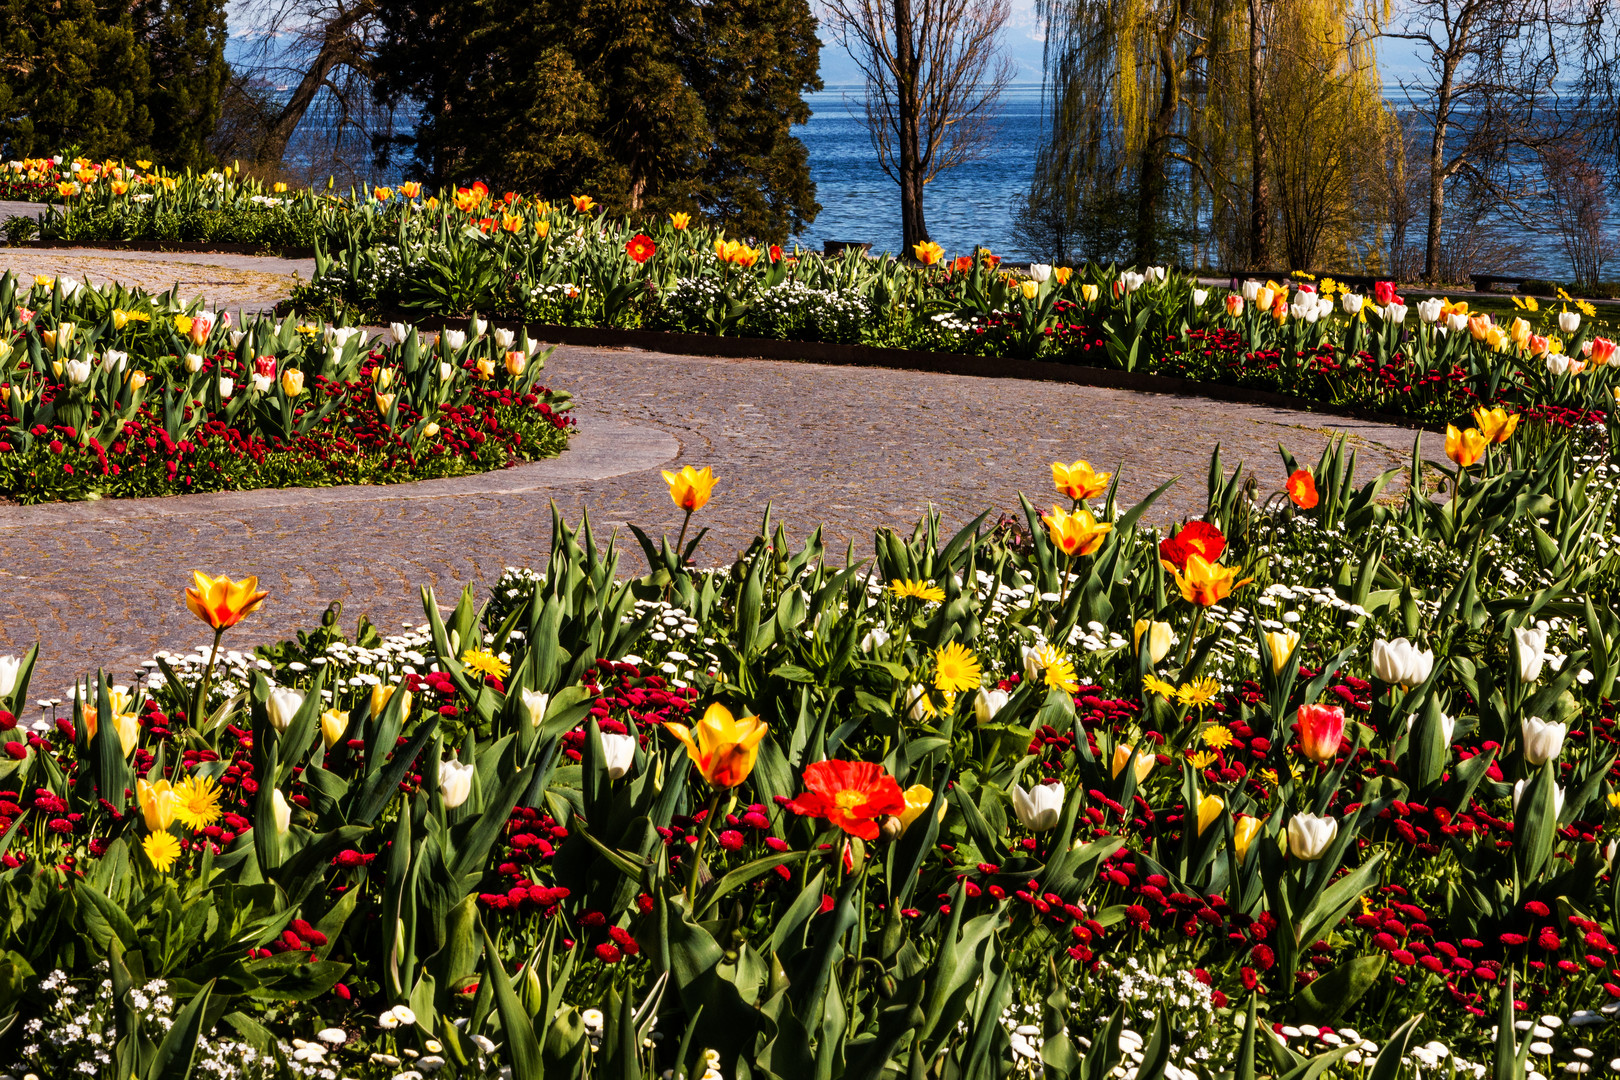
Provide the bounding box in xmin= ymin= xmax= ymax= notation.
xmin=256 ymin=4 xmax=370 ymax=166
xmin=894 ymin=0 xmax=930 ymax=251
xmin=1247 ymin=0 xmax=1269 ymax=269
xmin=1422 ymin=58 xmax=1458 ymax=282
xmin=1134 ymin=35 xmax=1178 ymax=264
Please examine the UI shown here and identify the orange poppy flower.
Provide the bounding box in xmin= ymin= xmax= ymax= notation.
xmin=1286 ymin=469 xmax=1319 ymax=509
xmin=786 ymin=760 xmax=906 ymax=839
xmin=1158 ymin=521 xmax=1226 ymax=572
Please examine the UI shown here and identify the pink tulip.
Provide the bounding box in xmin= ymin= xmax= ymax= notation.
xmin=1297 ymin=704 xmax=1346 ymax=763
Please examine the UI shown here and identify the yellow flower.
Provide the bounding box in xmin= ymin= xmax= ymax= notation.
xmin=1111 ymin=744 xmax=1155 ymax=783
xmin=669 ymin=212 xmax=691 ymax=229
xmin=142 ymin=831 xmax=181 ymax=873
xmin=1445 ymin=424 xmax=1487 ymax=468
xmin=1053 ymin=267 xmax=1073 ymax=285
xmin=1134 ymin=619 xmax=1173 ymax=665
xmin=135 ymin=159 xmax=153 ymax=170
xmin=1609 ymin=791 xmax=1620 ymax=809
xmin=913 ymin=240 xmax=945 ymax=265
xmin=664 ymin=703 xmax=768 ymax=788
xmin=373 ymin=186 xmax=393 ymax=201
xmin=1263 ymin=629 xmax=1299 ymax=675
xmin=1052 ymin=459 xmax=1111 ymax=501
xmin=461 ymin=648 xmax=510 ymax=679
xmin=86 ymin=705 xmax=140 ymax=758
xmin=1042 ymin=505 xmax=1111 ymax=557
xmin=534 ymin=219 xmax=551 ymax=239
xmin=173 ymin=314 xmax=194 ymax=336
xmin=1020 ymin=280 xmax=1039 ymax=299
xmin=370 ymin=683 xmax=412 ymax=720
xmin=1509 ymin=316 xmax=1532 ymax=348
xmin=172 ymin=774 xmax=223 ymax=830
xmin=1173 ymin=554 xmax=1251 ymax=608
xmin=1189 ymin=750 xmax=1218 ymax=769
xmin=1080 ymin=283 xmax=1099 ymax=303
xmin=663 ymin=465 xmax=717 ymax=512
xmin=1196 ymin=794 xmax=1224 ymax=836
xmin=571 ymin=194 xmax=596 ymax=213
xmin=890 ymin=579 xmax=945 ymax=602
xmin=934 ymin=642 xmax=981 ymax=695
xmin=1043 ymin=653 xmax=1079 ymax=693
xmin=1578 ymin=300 xmax=1597 ymax=318
xmin=281 ymin=368 xmax=304 ymax=397
xmin=897 ymin=784 xmax=939 ymax=833
xmin=321 ymin=708 xmax=349 ymax=748
xmin=1201 ymin=724 xmax=1234 ymax=749
xmin=1141 ymin=673 xmax=1178 ymax=698
xmin=1176 ymin=677 xmax=1219 ymax=707
xmin=1471 ymin=406 xmax=1518 ymax=444
xmin=137 ymin=778 xmax=179 ymax=832
xmin=375 ymin=391 xmax=396 ymax=416
xmin=1233 ymin=815 xmax=1262 ymax=861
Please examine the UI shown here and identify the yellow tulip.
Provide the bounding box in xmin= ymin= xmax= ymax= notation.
xmin=1471 ymin=406 xmax=1518 ymax=444
xmin=375 ymin=392 xmax=396 ymax=416
xmin=669 ymin=212 xmax=691 ymax=229
xmin=1510 ymin=317 xmax=1532 ymax=349
xmin=1111 ymin=744 xmax=1156 ymax=783
xmin=87 ymin=705 xmax=140 ymax=759
xmin=504 ymin=350 xmax=526 ymax=377
xmin=474 ymin=357 xmax=495 ymax=379
xmin=137 ymin=778 xmax=179 ymax=831
xmin=663 ymin=465 xmax=717 ymax=512
xmin=1042 ymin=505 xmax=1111 ymax=557
xmin=1020 ymin=280 xmax=1039 ymax=300
xmin=1053 ymin=267 xmax=1074 ymax=284
xmin=1263 ymin=628 xmax=1300 ymax=675
xmin=1445 ymin=424 xmax=1487 ymax=468
xmin=1233 ymin=815 xmax=1262 ymax=861
xmin=1053 ymin=459 xmax=1110 ymax=501
xmin=1080 ymin=284 xmax=1099 ymax=303
xmin=897 ymin=784 xmax=941 ymax=833
xmin=664 ymin=703 xmax=768 ymax=788
xmin=321 ymin=708 xmax=349 ymax=748
xmin=1196 ymin=793 xmax=1223 ymax=836
xmin=280 ymin=368 xmax=304 ymax=397
xmin=912 ymin=241 xmax=944 ymax=265
xmin=370 ymin=683 xmax=412 ymax=720
xmin=1133 ymin=619 xmax=1173 ymax=665
xmin=185 ymin=572 xmax=267 ymax=631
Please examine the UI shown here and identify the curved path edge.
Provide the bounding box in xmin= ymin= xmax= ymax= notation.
xmin=0 ymin=419 xmax=679 ymax=529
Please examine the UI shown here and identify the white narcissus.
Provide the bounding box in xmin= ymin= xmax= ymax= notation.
xmin=1011 ymin=782 xmax=1064 ymax=832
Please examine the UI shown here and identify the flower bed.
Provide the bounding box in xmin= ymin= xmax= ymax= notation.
xmin=0 ymin=274 xmax=573 ymax=503
xmin=1 ymin=407 xmax=1620 ymax=1078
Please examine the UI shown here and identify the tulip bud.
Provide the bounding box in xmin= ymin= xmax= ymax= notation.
xmin=1296 ymin=703 xmax=1346 ymax=762
xmin=320 ymin=707 xmax=349 ymax=748
xmin=1513 ymin=777 xmax=1565 ymax=818
xmin=439 ymin=362 xmax=455 ymax=382
xmin=272 ymin=788 xmax=291 ymax=834
xmin=422 ymin=421 xmax=440 ymax=438
xmin=63 ymin=358 xmax=91 ymax=384
xmin=1195 ymin=794 xmax=1223 ymax=836
xmin=1028 ymin=263 xmax=1053 ymax=283
xmin=1521 ymin=715 xmax=1566 ymax=765
xmin=1011 ymin=782 xmax=1064 ymax=831
xmin=973 ymin=688 xmax=1008 ymax=724
xmin=1262 ymin=629 xmax=1299 ymax=676
xmin=1417 ymin=298 xmax=1444 ymax=324
xmin=493 ymin=327 xmax=516 ymax=349
xmin=1514 ymin=625 xmax=1548 ymax=682
xmin=265 ymin=687 xmax=305 ymax=733
xmin=504 ymin=350 xmax=526 ymax=376
xmin=444 ymin=330 xmax=467 ymax=350
xmin=251 ymin=373 xmax=273 ymax=394
xmin=370 ymin=683 xmax=412 ymax=720
xmin=1286 ymin=812 xmax=1337 ymax=860
xmin=439 ymin=759 xmax=475 ymax=809
xmin=520 ymin=688 xmax=549 ymax=727
xmin=600 ymin=732 xmax=636 ymax=780
xmin=1111 ymin=744 xmax=1154 ymax=783
xmin=1340 ymin=293 xmax=1363 ymax=315
xmin=0 ymin=655 xmax=19 ymax=697
xmin=1233 ymin=815 xmax=1262 ymax=861
xmin=218 ymin=376 xmax=234 ymax=398
xmin=185 ymin=352 xmax=203 ymax=372
xmin=1190 ymin=288 xmax=1208 ymax=306
xmin=859 ymin=627 xmax=890 ymax=652
xmin=1134 ymin=619 xmax=1173 ymax=665
xmin=1559 ymin=311 xmax=1580 ymax=334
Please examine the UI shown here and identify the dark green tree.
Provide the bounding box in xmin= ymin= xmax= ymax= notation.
xmin=131 ymin=0 xmax=230 ymax=169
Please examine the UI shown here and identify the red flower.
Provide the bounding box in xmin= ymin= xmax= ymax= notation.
xmin=626 ymin=234 xmax=657 ymax=264
xmin=1374 ymin=280 xmax=1402 ymax=306
xmin=786 ymin=760 xmax=905 ymax=839
xmin=769 ymin=244 xmax=783 ymax=262
xmin=1297 ymin=704 xmax=1346 ymax=762
xmin=1158 ymin=521 xmax=1226 ymax=572
xmin=1286 ymin=469 xmax=1319 ymax=509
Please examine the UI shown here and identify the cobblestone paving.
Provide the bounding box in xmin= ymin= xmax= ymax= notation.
xmin=0 ymin=340 xmax=1440 ymax=699
xmin=0 ymin=247 xmax=315 ymax=313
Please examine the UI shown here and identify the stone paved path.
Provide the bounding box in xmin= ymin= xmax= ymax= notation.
xmin=0 ymin=341 xmax=1439 ymax=697
xmin=0 ymin=246 xmax=315 ymax=314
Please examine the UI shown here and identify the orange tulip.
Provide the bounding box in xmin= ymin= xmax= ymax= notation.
xmin=1173 ymin=553 xmax=1251 ymax=607
xmin=913 ymin=241 xmax=945 ymax=266
xmin=663 ymin=465 xmax=716 ymax=511
xmin=571 ymin=194 xmax=596 ymax=213
xmin=665 ymin=703 xmax=768 ymax=788
xmin=1471 ymin=406 xmax=1518 ymax=444
xmin=669 ymin=212 xmax=691 ymax=229
xmin=1445 ymin=425 xmax=1487 ymax=468
xmin=184 ymin=572 xmax=268 ymax=630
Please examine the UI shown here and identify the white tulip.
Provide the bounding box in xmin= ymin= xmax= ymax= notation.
xmin=266 ymin=687 xmax=305 ymax=733
xmin=218 ymin=376 xmax=234 ymax=398
xmin=439 ymin=759 xmax=475 ymax=809
xmin=859 ymin=627 xmax=890 ymax=652
xmin=493 ymin=327 xmax=516 ymax=349
xmin=520 ymin=688 xmax=549 ymax=727
xmin=1521 ymin=716 xmax=1566 ymax=765
xmin=1515 ymin=625 xmax=1548 ymax=682
xmin=1372 ymin=638 xmax=1434 ymax=685
xmin=57 ymin=276 xmax=81 ymax=296
xmin=1144 ymin=265 xmax=1166 ymax=284
xmin=1021 ymin=645 xmax=1047 ymax=685
xmin=1547 ymin=354 xmax=1573 ymax=377
xmin=1404 ymin=710 xmax=1455 ymax=745
xmin=1028 ymin=263 xmax=1052 ymax=283
xmin=1382 ymin=302 xmax=1408 ymax=323
xmin=1418 ymin=298 xmax=1445 ymax=324
xmin=184 ymin=352 xmax=204 ymax=372
xmin=1241 ymin=279 xmax=1261 ymax=301
xmin=1287 ymin=812 xmax=1338 ymax=860
xmin=63 ymin=358 xmax=91 ymax=384
xmin=1447 ymin=312 xmax=1468 ymax=333
xmin=906 ymin=685 xmax=933 ymax=721
xmin=272 ymin=788 xmax=291 ymax=834
xmin=1340 ymin=292 xmax=1364 ymax=315
xmin=1513 ymin=778 xmax=1565 ymax=818
xmin=327 ymin=326 xmax=361 ymax=348
xmin=444 ymin=330 xmax=467 ymax=350
xmin=389 ymin=321 xmax=413 ymax=343
xmin=439 ymin=361 xmax=455 ymax=382
xmin=1011 ymin=782 xmax=1064 ymax=831
xmin=1559 ymin=311 xmax=1580 ymax=334
xmin=974 ymin=688 xmax=1008 ymax=724
xmin=251 ymin=373 xmax=273 ymax=394
xmin=1191 ymin=288 xmax=1208 ymax=307
xmin=0 ymin=655 xmax=18 ymax=696
xmin=101 ymin=349 xmax=128 ymax=371
xmin=228 ymin=330 xmax=245 ymax=349
xmin=1120 ymin=271 xmax=1146 ymax=293
xmin=600 ymin=732 xmax=636 ymax=780
xmin=471 ymin=317 xmax=487 ymax=338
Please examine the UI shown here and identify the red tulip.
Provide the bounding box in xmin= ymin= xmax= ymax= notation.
xmin=1297 ymin=704 xmax=1346 ymax=762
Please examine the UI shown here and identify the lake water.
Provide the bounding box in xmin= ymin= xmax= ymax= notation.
xmin=790 ymin=84 xmax=1047 ymax=261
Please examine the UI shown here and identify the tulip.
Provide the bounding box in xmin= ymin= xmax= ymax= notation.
xmin=1263 ymin=629 xmax=1300 ymax=675
xmin=439 ymin=362 xmax=455 ymax=382
xmin=1225 ymin=294 xmax=1245 ymax=316
xmin=1521 ymin=715 xmax=1565 ymax=765
xmin=1513 ymin=778 xmax=1565 ymax=818
xmin=974 ymin=687 xmax=1008 ymax=723
xmin=520 ymin=689 xmax=549 ymax=727
xmin=1191 ymin=288 xmax=1208 ymax=306
xmin=390 ymin=321 xmax=413 ymax=343
xmin=1471 ymin=406 xmax=1517 ymax=444
xmin=1297 ymin=703 xmax=1346 ymax=762
xmin=504 ymin=351 xmax=526 ymax=377
xmin=1340 ymin=293 xmax=1364 ymax=315
xmin=1559 ymin=310 xmax=1580 ymax=334
xmin=1028 ymin=263 xmax=1052 ymax=282
xmin=444 ymin=330 xmax=467 ymax=350
xmin=1011 ymin=782 xmax=1064 ymax=831
xmin=439 ymin=759 xmax=475 ymax=808
xmin=128 ymin=371 xmax=147 ymax=392
xmin=137 ymin=778 xmax=179 ymax=831
xmin=0 ymin=655 xmax=19 ymax=697
xmin=320 ymin=708 xmax=348 ymax=748
xmin=370 ymin=683 xmax=412 ymax=720
xmin=63 ymin=358 xmax=90 ymax=384
xmin=1510 ymin=316 xmax=1532 ymax=349
xmin=1591 ymin=338 xmax=1617 ymax=365
xmin=1173 ymin=553 xmax=1250 ymax=607
xmin=85 ymin=707 xmax=139 ymax=758
xmin=665 ymin=703 xmax=768 ymax=788
xmin=218 ymin=376 xmax=234 ymax=398
xmin=1546 ymin=353 xmax=1573 ymax=376
xmin=101 ymin=349 xmax=127 ymax=371
xmin=897 ymin=784 xmax=939 ymax=833
xmin=375 ymin=392 xmax=395 ymax=416
xmin=1233 ymin=815 xmax=1262 ymax=861
xmin=1195 ymin=794 xmax=1223 ymax=836
xmin=266 ymin=687 xmax=305 ymax=733
xmin=1253 ymin=285 xmax=1275 ymax=311
xmin=1042 ymin=505 xmax=1111 ymax=557
xmin=1241 ymin=279 xmax=1261 ymax=301
xmin=186 ymin=572 xmax=267 ymax=631
xmin=1119 ymin=271 xmax=1145 ymax=293
xmin=1053 ymin=459 xmax=1111 ymax=501
xmin=272 ymin=788 xmax=292 ymax=834
xmin=1446 ymin=312 xmax=1468 ymax=332
xmin=670 ymin=212 xmax=691 ymax=229
xmin=1404 ymin=709 xmax=1456 ymax=745
xmin=1514 ymin=625 xmax=1548 ymax=682
xmin=1417 ymin=298 xmax=1444 ymax=324
xmin=1383 ymin=302 xmax=1408 ymax=323
xmin=493 ymin=328 xmax=516 ymax=350
xmin=1287 ymin=812 xmax=1337 ymax=860
xmin=664 ymin=465 xmax=717 ymax=512
xmin=251 ymin=373 xmax=272 ymax=394
xmin=859 ymin=627 xmax=890 ymax=652
xmin=1080 ymin=284 xmax=1099 ymax=303
xmin=600 ymin=732 xmax=636 ymax=779
xmin=1372 ymin=637 xmax=1433 ymax=686
xmin=1134 ymin=619 xmax=1173 ymax=665
xmin=185 ymin=352 xmax=203 ymax=373
xmin=1444 ymin=425 xmax=1486 ymax=468
xmin=1020 ymin=280 xmax=1038 ymax=300
xmin=281 ymin=368 xmax=304 ymax=397
xmin=1110 ymin=744 xmax=1155 ymax=783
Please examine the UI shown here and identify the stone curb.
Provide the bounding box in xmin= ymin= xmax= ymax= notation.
xmin=0 ymin=419 xmax=678 ymax=528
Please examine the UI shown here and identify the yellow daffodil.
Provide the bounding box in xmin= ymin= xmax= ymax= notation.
xmin=665 ymin=703 xmax=768 ymax=788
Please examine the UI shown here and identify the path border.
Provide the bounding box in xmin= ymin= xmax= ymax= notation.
xmin=402 ymin=317 xmax=1441 ymax=433
xmin=15 ymin=240 xmax=317 ymax=259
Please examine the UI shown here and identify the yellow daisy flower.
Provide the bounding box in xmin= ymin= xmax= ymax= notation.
xmin=933 ymin=642 xmax=981 ymax=695
xmin=1043 ymin=654 xmax=1079 ymax=693
xmin=1200 ymin=724 xmax=1235 ymax=750
xmin=891 ymin=579 xmax=945 ymax=602
xmin=173 ymin=773 xmax=223 ymax=830
xmin=143 ymin=831 xmax=181 ymax=873
xmin=1176 ymin=677 xmax=1220 ymax=707
xmin=1141 ymin=674 xmax=1178 ymax=698
xmin=461 ymin=648 xmax=510 ymax=680
xmin=1189 ymin=750 xmax=1218 ymax=769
